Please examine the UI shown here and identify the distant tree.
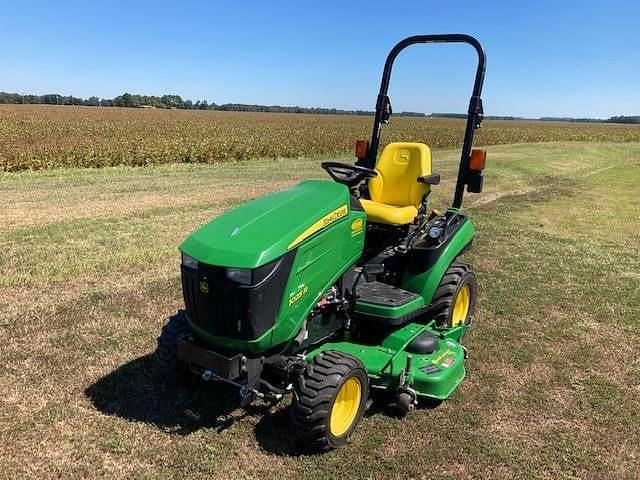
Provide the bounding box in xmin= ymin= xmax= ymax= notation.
xmin=161 ymin=94 xmax=184 ymax=109
xmin=0 ymin=92 xmax=20 ymax=103
xmin=40 ymin=94 xmax=56 ymax=105
xmin=113 ymin=93 xmax=136 ymax=107
xmin=607 ymin=115 xmax=640 ymax=124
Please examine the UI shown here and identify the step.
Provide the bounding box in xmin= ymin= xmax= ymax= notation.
xmin=354 ymin=281 xmax=425 ymax=326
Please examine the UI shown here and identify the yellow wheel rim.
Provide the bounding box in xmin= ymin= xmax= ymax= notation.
xmin=451 ymin=284 xmax=471 ymax=327
xmin=329 ymin=377 xmax=362 ymax=437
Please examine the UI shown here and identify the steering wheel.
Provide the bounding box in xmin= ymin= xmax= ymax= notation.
xmin=321 ymin=162 xmax=377 ymax=187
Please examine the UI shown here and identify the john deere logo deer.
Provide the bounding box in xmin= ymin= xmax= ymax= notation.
xmin=199 ymin=281 xmax=209 ymax=293
xmin=351 ymin=218 xmax=364 ymax=236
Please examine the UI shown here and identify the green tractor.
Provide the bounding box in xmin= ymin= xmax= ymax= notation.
xmin=157 ymin=34 xmax=487 ymax=450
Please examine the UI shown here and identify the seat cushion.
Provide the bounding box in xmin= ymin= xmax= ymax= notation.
xmin=360 ymin=199 xmax=418 ymax=225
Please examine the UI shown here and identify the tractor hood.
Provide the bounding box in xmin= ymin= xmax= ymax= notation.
xmin=180 ymin=180 xmax=351 ymax=268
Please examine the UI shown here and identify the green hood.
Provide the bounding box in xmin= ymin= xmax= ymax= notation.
xmin=180 ymin=179 xmax=351 ymax=268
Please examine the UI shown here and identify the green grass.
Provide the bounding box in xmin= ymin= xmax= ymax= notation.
xmin=1 ymin=142 xmax=640 ymax=479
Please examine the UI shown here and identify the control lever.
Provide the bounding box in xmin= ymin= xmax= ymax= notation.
xmin=363 ymin=263 xmax=384 ymax=281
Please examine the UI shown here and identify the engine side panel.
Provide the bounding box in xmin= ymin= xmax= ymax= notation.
xmin=272 ymin=209 xmax=366 ymax=347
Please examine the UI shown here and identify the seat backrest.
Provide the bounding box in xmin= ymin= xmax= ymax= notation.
xmin=368 ymin=142 xmax=432 ymax=207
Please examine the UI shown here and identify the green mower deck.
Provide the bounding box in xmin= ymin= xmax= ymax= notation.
xmin=308 ymin=322 xmax=468 ymax=400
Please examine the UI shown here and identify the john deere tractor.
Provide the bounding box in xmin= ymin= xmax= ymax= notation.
xmin=156 ymin=34 xmax=487 ymax=450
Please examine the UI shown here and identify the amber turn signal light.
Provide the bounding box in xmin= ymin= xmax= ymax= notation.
xmin=355 ymin=139 xmax=369 ymax=159
xmin=470 ymin=149 xmax=487 ymax=170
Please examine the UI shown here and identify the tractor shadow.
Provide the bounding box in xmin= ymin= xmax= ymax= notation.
xmin=86 ymin=355 xmax=440 ymax=456
xmin=86 ymin=353 xmax=308 ymax=454
xmin=86 ymin=354 xmax=254 ymax=435
xmin=253 ymin=407 xmax=307 ymax=456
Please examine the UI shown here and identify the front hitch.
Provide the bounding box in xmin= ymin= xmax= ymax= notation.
xmin=177 ymin=337 xmax=265 ymax=406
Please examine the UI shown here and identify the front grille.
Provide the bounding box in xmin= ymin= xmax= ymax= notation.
xmin=181 ymin=251 xmax=296 ymax=341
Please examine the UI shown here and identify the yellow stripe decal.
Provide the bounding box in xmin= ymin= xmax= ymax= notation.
xmin=288 ymin=204 xmax=348 ymax=249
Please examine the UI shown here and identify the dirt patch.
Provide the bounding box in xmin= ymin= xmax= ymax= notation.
xmin=469 ymin=187 xmax=533 ymax=207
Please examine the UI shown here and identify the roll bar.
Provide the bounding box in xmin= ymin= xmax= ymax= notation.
xmin=357 ymin=34 xmax=486 ymax=209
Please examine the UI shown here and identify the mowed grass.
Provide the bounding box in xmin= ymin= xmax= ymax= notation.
xmin=1 ymin=142 xmax=640 ymax=479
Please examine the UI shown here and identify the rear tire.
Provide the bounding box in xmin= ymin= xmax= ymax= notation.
xmin=156 ymin=310 xmax=192 ymax=381
xmin=291 ymin=350 xmax=369 ymax=451
xmin=430 ymin=261 xmax=477 ymax=330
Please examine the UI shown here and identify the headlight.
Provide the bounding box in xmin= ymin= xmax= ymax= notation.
xmin=226 ymin=267 xmax=252 ymax=285
xmin=181 ymin=253 xmax=198 ymax=270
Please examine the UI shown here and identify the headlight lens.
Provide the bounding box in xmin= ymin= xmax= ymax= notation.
xmin=181 ymin=253 xmax=198 ymax=270
xmin=226 ymin=267 xmax=252 ymax=285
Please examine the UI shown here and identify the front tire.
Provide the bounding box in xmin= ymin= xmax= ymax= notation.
xmin=156 ymin=310 xmax=192 ymax=381
xmin=291 ymin=350 xmax=369 ymax=451
xmin=430 ymin=261 xmax=477 ymax=329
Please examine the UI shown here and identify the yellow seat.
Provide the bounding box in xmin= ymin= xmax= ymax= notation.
xmin=361 ymin=142 xmax=432 ymax=225
xmin=359 ymin=200 xmax=418 ymax=225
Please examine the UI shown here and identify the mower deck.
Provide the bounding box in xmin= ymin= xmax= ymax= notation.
xmin=307 ymin=322 xmax=467 ymax=400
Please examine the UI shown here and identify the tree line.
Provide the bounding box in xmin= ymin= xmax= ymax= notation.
xmin=433 ymin=112 xmax=640 ymax=124
xmin=1 ymin=92 xmax=637 ymax=123
xmin=538 ymin=116 xmax=640 ymax=124
xmin=0 ymin=91 xmax=425 ymax=117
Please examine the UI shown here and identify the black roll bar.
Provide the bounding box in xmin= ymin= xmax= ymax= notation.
xmin=358 ymin=34 xmax=486 ymax=209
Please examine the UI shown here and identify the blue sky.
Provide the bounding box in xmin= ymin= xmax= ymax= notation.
xmin=2 ymin=1 xmax=638 ymax=117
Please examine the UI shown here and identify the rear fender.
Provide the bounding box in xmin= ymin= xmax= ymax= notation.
xmin=401 ymin=217 xmax=475 ymax=305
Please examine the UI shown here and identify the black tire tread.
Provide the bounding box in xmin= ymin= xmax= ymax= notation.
xmin=430 ymin=261 xmax=476 ymax=327
xmin=291 ymin=350 xmax=368 ymax=451
xmin=156 ymin=310 xmax=192 ymax=380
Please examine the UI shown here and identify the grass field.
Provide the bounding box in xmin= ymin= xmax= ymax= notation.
xmin=2 ymin=104 xmax=640 ymax=171
xmin=1 ymin=141 xmax=640 ymax=479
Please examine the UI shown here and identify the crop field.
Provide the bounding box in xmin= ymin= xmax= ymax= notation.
xmin=2 ymin=104 xmax=640 ymax=171
xmin=1 ymin=141 xmax=639 ymax=479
